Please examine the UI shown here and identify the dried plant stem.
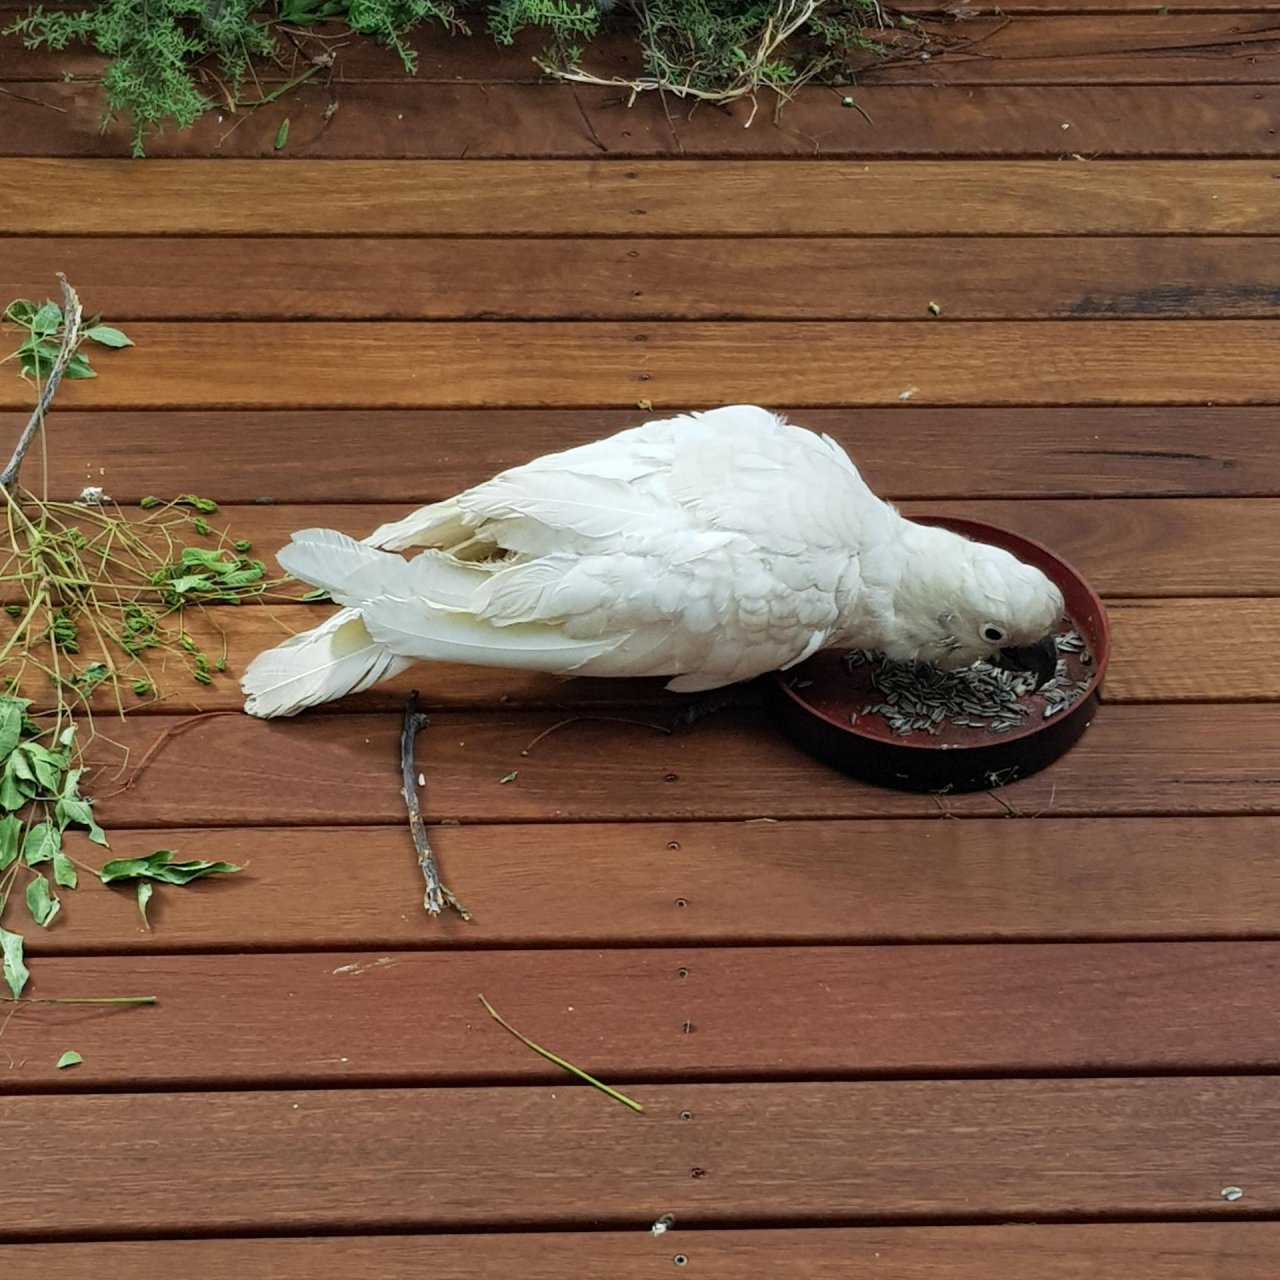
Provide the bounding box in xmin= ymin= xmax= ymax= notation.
xmin=1 ymin=274 xmax=82 ymax=491
xmin=15 ymin=995 xmax=157 ymax=1006
xmin=478 ymin=994 xmax=644 ymax=1114
xmin=536 ymin=0 xmax=827 ymax=126
xmin=401 ymin=691 xmax=469 ymax=921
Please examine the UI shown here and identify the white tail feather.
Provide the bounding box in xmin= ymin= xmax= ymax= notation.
xmin=360 ymin=596 xmax=623 ymax=672
xmin=241 ymin=608 xmax=412 ymax=718
xmin=363 ymin=500 xmax=472 ymax=552
xmin=278 ymin=528 xmax=486 ymax=610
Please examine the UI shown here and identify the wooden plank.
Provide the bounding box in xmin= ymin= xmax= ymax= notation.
xmin=7 ymin=944 xmax=1280 ymax=1089
xmin=13 ymin=408 xmax=1278 ymax=502
xmin=910 ymin=497 xmax=1280 ymax=595
xmin=1106 ymin=598 xmax=1280 ymax=700
xmin=76 ymin=703 xmax=1280 ymax=827
xmin=15 ymin=15 xmax=1278 ymax=85
xmin=6 ymin=160 xmax=1279 ymax=234
xmin=3 ymin=1078 xmax=1279 ymax=1233
xmin=26 ymin=816 xmax=1280 ymax=952
xmin=936 ymin=0 xmax=1280 ymax=10
xmin=12 ymin=236 xmax=1280 ymax=319
xmin=8 ymin=82 xmax=1280 ymax=157
xmin=40 ymin=499 xmax=1267 ymax=598
xmin=868 ymin=14 xmax=1280 ymax=84
xmin=3 ymin=320 xmax=1280 ymax=409
xmin=15 ymin=597 xmax=1276 ymax=715
xmin=4 ymin=1225 xmax=1280 ymax=1280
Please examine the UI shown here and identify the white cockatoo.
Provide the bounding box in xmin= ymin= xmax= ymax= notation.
xmin=242 ymin=406 xmax=1064 ymax=719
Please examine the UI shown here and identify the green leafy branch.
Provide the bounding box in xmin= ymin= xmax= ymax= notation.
xmin=0 ymin=278 xmax=271 ymax=1002
xmin=0 ymin=696 xmax=243 ymax=999
xmin=2 ymin=0 xmax=898 ymax=155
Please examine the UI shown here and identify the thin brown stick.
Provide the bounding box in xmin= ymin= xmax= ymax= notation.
xmin=0 ymin=84 xmax=68 ymax=113
xmin=92 ymin=711 xmax=240 ymax=799
xmin=2 ymin=275 xmax=82 ymax=491
xmin=520 ymin=714 xmax=672 ymax=757
xmin=401 ymin=691 xmax=469 ymax=921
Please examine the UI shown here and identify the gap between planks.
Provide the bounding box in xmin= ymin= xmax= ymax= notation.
xmin=2 ymin=1225 xmax=1280 ymax=1280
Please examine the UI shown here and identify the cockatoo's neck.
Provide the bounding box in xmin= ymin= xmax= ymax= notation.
xmin=879 ymin=519 xmax=976 ymax=659
xmin=832 ymin=517 xmax=988 ymax=664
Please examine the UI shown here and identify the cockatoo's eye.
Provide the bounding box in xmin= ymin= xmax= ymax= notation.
xmin=980 ymin=623 xmax=1006 ymax=644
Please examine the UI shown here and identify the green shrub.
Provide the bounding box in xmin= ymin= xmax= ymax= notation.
xmin=4 ymin=0 xmax=889 ymax=155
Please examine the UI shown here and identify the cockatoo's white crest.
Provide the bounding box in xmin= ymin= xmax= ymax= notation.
xmin=242 ymin=406 xmax=1063 ymax=718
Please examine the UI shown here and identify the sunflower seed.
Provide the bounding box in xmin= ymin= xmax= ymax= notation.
xmin=843 ymin=627 xmax=1093 ymax=736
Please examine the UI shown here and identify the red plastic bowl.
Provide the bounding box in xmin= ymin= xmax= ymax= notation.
xmin=766 ymin=516 xmax=1110 ymax=793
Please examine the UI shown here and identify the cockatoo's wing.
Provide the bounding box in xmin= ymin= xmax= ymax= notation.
xmin=244 ymin=406 xmax=901 ymax=716
xmin=361 ymin=407 xmax=893 ymax=689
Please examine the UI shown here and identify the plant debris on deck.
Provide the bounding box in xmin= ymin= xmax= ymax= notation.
xmin=1 ymin=279 xmax=262 ymax=1000
xmin=0 ymin=0 xmax=919 ymax=154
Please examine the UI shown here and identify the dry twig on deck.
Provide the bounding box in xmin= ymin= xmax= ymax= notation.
xmin=400 ymin=691 xmax=469 ymax=921
xmin=1 ymin=274 xmax=81 ymax=491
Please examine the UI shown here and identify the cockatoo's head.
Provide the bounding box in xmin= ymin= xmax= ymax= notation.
xmin=882 ymin=523 xmax=1065 ymax=688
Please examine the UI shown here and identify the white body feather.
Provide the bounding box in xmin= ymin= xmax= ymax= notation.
xmin=242 ymin=406 xmax=1062 ymax=718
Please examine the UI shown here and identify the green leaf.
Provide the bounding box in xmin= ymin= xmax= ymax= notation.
xmin=166 ymin=574 xmax=213 ymax=595
xmin=274 ymin=117 xmax=290 ymax=150
xmin=0 ymin=769 xmax=26 ymax=812
xmin=8 ymin=748 xmax=34 ymax=784
xmin=22 ymin=821 xmax=60 ymax=866
xmin=56 ymin=1050 xmax=83 ymax=1069
xmin=99 ymin=850 xmax=242 ymax=886
xmin=0 ymin=814 xmax=20 ymax=871
xmin=219 ymin=566 xmax=265 ymax=588
xmin=25 ymin=875 xmax=59 ymax=927
xmin=86 ymin=325 xmax=133 ymax=348
xmin=0 ymin=697 xmax=24 ymax=760
xmin=176 ymin=494 xmax=218 ymax=514
xmin=180 ymin=547 xmax=236 ymax=571
xmin=55 ymin=780 xmax=108 ymax=847
xmin=136 ymin=880 xmax=153 ymax=929
xmin=63 ymin=353 xmax=96 ymax=380
xmin=22 ymin=743 xmax=66 ymax=793
xmin=31 ymin=300 xmax=61 ymax=336
xmin=53 ymin=852 xmax=78 ymax=889
xmin=18 ymin=342 xmax=56 ymax=380
xmin=139 ymin=496 xmax=162 ymax=510
xmin=1 ymin=926 xmax=28 ymax=999
xmin=4 ymin=299 xmax=37 ymax=325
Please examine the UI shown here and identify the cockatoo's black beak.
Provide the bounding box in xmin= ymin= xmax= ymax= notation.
xmin=995 ymin=636 xmax=1058 ymax=691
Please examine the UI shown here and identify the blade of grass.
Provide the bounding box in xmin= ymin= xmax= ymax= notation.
xmin=15 ymin=995 xmax=157 ymax=1005
xmin=477 ymin=994 xmax=644 ymax=1114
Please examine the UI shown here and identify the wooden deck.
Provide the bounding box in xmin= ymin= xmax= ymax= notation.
xmin=2 ymin=4 xmax=1280 ymax=1274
